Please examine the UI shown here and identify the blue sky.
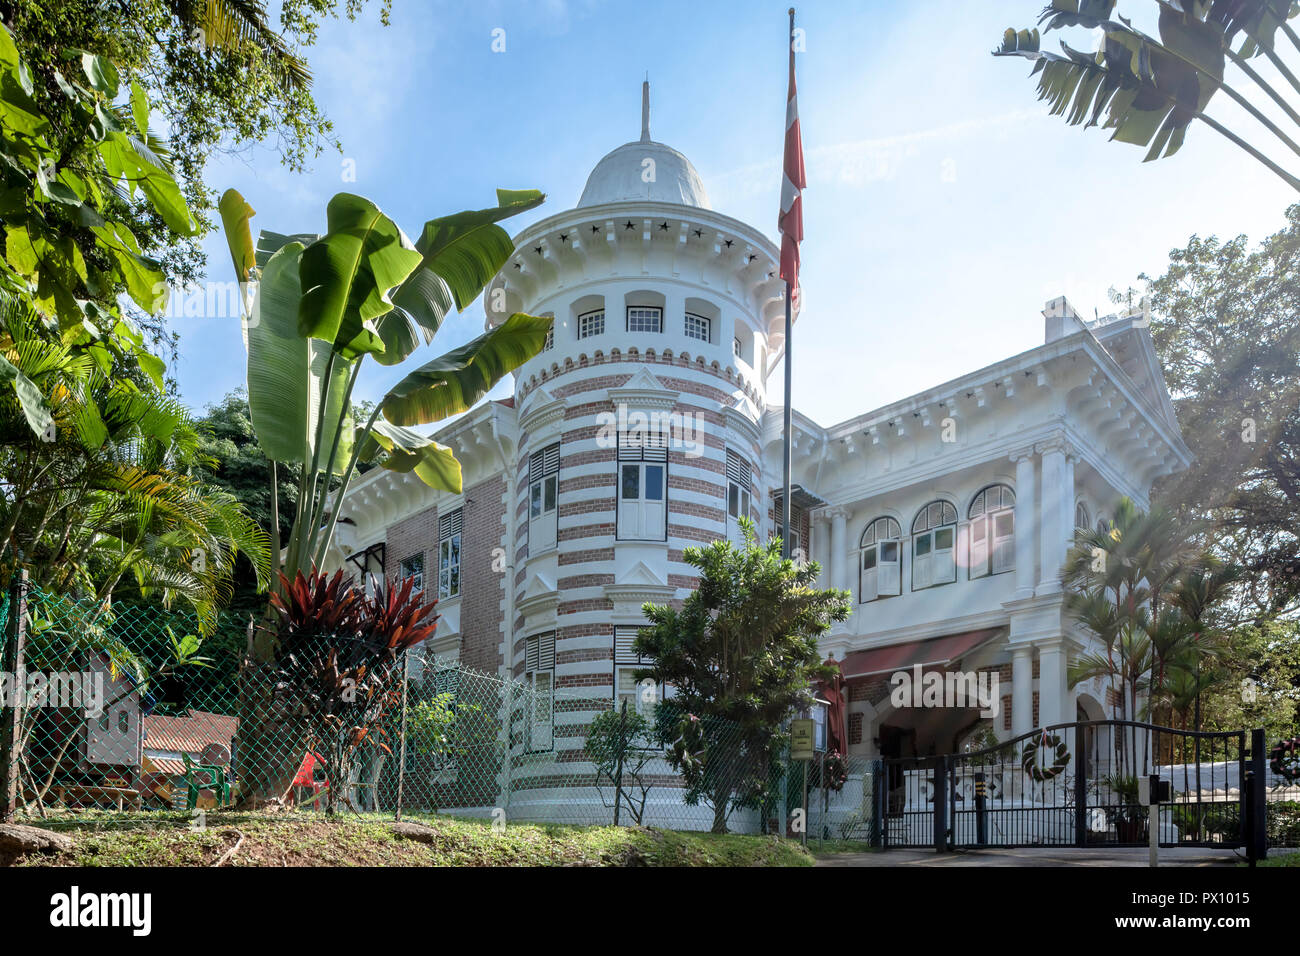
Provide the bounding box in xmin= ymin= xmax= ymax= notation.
xmin=177 ymin=0 xmax=1298 ymax=428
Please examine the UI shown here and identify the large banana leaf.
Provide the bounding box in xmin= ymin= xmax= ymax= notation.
xmin=368 ymin=189 xmax=545 ymax=368
xmin=359 ymin=418 xmax=462 ymax=492
xmin=412 ymin=188 xmax=546 ymax=310
xmin=380 ymin=312 xmax=552 ymax=427
xmin=244 ymin=241 xmax=353 ymax=466
xmin=296 ymin=193 xmax=424 ymax=359
xmin=995 ymin=9 xmax=1224 ymax=162
xmin=218 ymin=189 xmax=256 ymax=284
xmin=0 ymin=351 xmax=52 ymax=436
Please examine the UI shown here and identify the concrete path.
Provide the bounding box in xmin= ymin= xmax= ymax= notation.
xmin=815 ymin=845 xmax=1253 ymax=867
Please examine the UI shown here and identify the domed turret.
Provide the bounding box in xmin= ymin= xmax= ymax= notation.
xmin=576 ymin=81 xmax=711 ymax=209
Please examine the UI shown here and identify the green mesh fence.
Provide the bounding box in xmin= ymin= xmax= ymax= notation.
xmin=1 ymin=585 xmax=870 ymax=838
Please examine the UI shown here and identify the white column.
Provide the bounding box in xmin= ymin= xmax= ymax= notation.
xmin=1011 ymin=449 xmax=1037 ymax=600
xmin=828 ymin=508 xmax=849 ymax=594
xmin=812 ymin=511 xmax=831 ymax=589
xmin=1037 ymin=639 xmax=1066 ymax=728
xmin=1011 ymin=645 xmax=1033 ymax=737
xmin=1036 ymin=438 xmax=1071 ymax=594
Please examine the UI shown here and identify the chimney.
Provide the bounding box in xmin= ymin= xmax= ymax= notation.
xmin=1043 ymin=296 xmax=1086 ymax=343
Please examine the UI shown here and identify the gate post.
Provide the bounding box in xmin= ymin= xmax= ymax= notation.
xmin=0 ymin=570 xmax=29 ymax=823
xmin=1074 ymin=723 xmax=1087 ymax=847
xmin=1247 ymin=728 xmax=1267 ymax=864
xmin=869 ymin=759 xmax=882 ymax=848
xmin=933 ymin=756 xmax=948 ymax=853
xmin=974 ymin=772 xmax=987 ymax=845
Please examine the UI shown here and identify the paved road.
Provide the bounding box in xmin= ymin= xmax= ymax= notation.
xmin=815 ymin=846 xmax=1256 ymax=867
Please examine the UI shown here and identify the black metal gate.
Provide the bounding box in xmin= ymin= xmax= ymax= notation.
xmin=877 ymin=720 xmax=1267 ymax=857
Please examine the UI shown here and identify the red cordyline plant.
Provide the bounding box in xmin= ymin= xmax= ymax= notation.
xmin=266 ymin=569 xmax=438 ymax=815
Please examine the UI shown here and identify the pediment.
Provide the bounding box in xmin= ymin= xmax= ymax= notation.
xmin=608 ymin=369 xmax=678 ymax=411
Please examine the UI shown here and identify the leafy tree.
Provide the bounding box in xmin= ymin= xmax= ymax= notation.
xmin=634 ymin=519 xmax=851 ymax=833
xmin=219 ymin=188 xmax=551 ymax=591
xmin=1195 ymin=618 xmax=1300 ymax=739
xmin=1063 ymin=498 xmax=1239 ymax=771
xmin=0 ymin=27 xmax=268 ymax=618
xmin=3 ymin=0 xmax=393 ymax=336
xmin=1122 ymin=206 xmax=1300 ymax=616
xmin=585 ymin=701 xmax=657 ymax=826
xmin=994 ymin=1 xmax=1300 ymax=190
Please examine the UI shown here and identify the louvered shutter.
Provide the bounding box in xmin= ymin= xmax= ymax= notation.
xmin=970 ymin=517 xmax=989 ymax=579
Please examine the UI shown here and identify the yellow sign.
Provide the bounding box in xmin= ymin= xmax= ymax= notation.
xmin=791 ymin=719 xmax=815 ymax=761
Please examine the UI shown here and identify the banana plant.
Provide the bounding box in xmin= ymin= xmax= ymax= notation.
xmin=994 ymin=0 xmax=1300 ymax=190
xmin=220 ymin=187 xmax=551 ymax=604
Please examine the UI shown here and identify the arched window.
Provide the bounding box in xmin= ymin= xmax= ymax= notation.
xmin=969 ymin=485 xmax=1015 ymax=579
xmin=1075 ymin=500 xmax=1090 ymax=532
xmin=912 ymin=500 xmax=957 ymax=590
xmin=859 ymin=517 xmax=902 ymax=603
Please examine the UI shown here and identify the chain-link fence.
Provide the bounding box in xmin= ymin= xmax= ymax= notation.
xmin=1 ymin=584 xmax=865 ymax=837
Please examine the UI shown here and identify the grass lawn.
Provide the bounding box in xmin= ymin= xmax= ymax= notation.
xmin=6 ymin=811 xmax=814 ymax=867
xmin=1249 ymin=850 xmax=1300 ymax=866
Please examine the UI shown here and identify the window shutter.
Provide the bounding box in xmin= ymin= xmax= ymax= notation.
xmin=992 ymin=511 xmax=1016 ymax=573
xmin=439 ymin=509 xmax=462 ymax=539
xmin=614 ymin=626 xmax=643 ymax=664
xmin=860 ymin=548 xmax=878 ymax=603
xmin=525 ymin=637 xmax=539 ymax=671
xmin=913 ymin=533 xmax=932 ymax=590
xmin=725 ymin=449 xmax=750 ymax=486
xmin=878 ymin=540 xmax=901 ymax=595
xmin=934 ymin=528 xmax=956 ymax=584
xmin=970 ymin=517 xmax=989 ymax=579
xmin=619 ymin=429 xmax=668 ymax=461
xmin=537 ymin=632 xmax=555 ymax=670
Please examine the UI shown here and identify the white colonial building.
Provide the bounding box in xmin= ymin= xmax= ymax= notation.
xmin=326 ymin=88 xmax=1190 ymax=783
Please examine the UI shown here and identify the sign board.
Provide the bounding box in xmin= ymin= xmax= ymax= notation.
xmin=791 ymin=719 xmax=815 ymax=761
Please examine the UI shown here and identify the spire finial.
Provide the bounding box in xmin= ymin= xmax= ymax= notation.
xmin=640 ymin=77 xmax=651 ymax=143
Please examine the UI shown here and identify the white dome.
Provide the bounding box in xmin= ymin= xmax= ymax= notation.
xmin=577 ymin=139 xmax=711 ymax=209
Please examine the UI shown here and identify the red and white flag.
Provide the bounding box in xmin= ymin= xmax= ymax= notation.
xmin=778 ymin=14 xmax=805 ymax=297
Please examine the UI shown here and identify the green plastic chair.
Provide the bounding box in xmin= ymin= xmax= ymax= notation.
xmin=181 ymin=753 xmax=231 ymax=810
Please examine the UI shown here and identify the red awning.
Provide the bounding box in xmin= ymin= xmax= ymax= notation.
xmin=840 ymin=628 xmax=1004 ymax=680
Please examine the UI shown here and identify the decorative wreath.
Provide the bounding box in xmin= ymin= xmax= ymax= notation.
xmin=1270 ymin=737 xmax=1300 ymax=783
xmin=1021 ymin=733 xmax=1071 ymax=782
xmin=811 ymin=751 xmax=849 ymax=792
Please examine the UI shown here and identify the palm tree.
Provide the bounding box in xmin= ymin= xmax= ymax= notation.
xmin=994 ymin=1 xmax=1300 ymax=190
xmin=1062 ymin=497 xmax=1216 ymax=774
xmin=0 ymin=290 xmax=269 ymax=623
xmin=170 ymin=0 xmax=312 ymax=92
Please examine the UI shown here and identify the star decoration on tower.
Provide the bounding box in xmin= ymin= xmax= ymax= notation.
xmin=693 ymin=229 xmax=703 ymax=238
xmin=560 ymin=234 xmax=569 ymax=242
xmin=747 ymin=254 xmax=758 ymax=263
xmin=591 ymin=225 xmax=600 ymax=234
xmin=624 ymin=221 xmax=635 ymax=230
xmin=533 ymin=246 xmax=543 ymax=255
xmin=658 ymin=222 xmax=669 ymax=231
xmin=724 ymin=239 xmax=733 ymax=248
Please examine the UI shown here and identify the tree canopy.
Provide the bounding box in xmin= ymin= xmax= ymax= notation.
xmin=1136 ymin=204 xmax=1300 ymax=617
xmin=635 ymin=520 xmax=850 ymax=832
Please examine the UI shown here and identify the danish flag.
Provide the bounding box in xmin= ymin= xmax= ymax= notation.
xmin=778 ymin=12 xmax=805 ymax=298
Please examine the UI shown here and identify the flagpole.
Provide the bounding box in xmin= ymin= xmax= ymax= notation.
xmin=781 ymin=7 xmax=795 ymax=561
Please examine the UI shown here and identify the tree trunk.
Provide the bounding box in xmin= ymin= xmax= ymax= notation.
xmin=233 ymin=657 xmax=305 ymax=808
